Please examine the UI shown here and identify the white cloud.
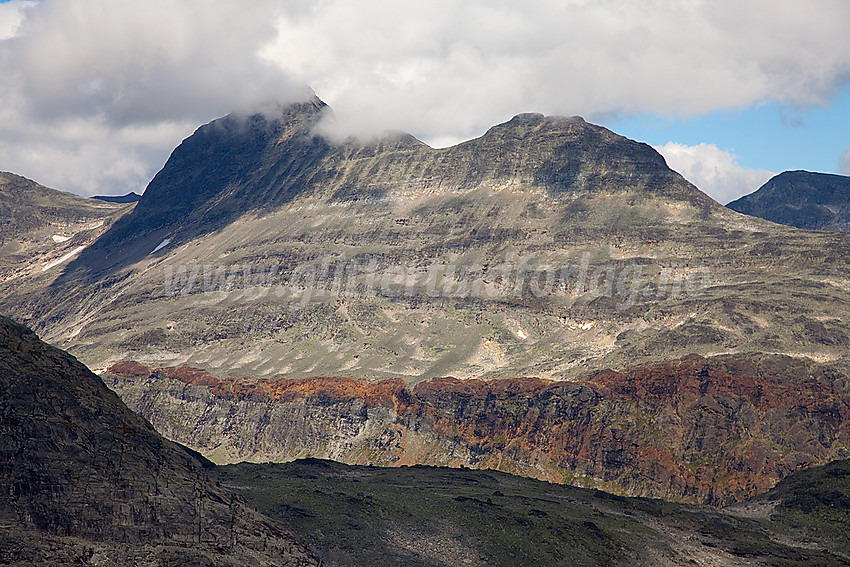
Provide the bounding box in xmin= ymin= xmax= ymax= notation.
xmin=6 ymin=0 xmax=309 ymax=125
xmin=0 ymin=1 xmax=35 ymax=40
xmin=0 ymin=0 xmax=310 ymax=195
xmin=840 ymin=149 xmax=850 ymax=176
xmin=1 ymin=0 xmax=849 ymax=194
xmin=655 ymin=142 xmax=775 ymax=204
xmin=262 ymin=0 xmax=850 ymax=142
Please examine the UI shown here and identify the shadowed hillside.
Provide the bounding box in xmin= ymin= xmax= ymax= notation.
xmin=727 ymin=170 xmax=850 ymax=231
xmin=0 ymin=316 xmax=315 ymax=566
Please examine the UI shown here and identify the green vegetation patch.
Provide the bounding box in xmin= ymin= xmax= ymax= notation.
xmin=212 ymin=459 xmax=850 ymax=567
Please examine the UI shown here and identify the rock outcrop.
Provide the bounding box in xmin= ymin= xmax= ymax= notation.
xmin=105 ymin=353 xmax=850 ymax=506
xmin=727 ymin=170 xmax=850 ymax=231
xmin=0 ymin=316 xmax=316 ymax=566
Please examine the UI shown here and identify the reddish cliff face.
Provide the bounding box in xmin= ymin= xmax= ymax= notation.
xmin=105 ymin=353 xmax=850 ymax=506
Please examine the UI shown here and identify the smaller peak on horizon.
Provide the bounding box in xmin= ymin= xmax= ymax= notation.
xmin=726 ymin=168 xmax=850 ymax=231
xmin=91 ymin=192 xmax=142 ymax=204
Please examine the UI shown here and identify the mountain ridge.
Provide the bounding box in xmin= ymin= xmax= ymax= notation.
xmin=104 ymin=352 xmax=850 ymax=506
xmin=65 ymin=99 xmax=714 ymax=276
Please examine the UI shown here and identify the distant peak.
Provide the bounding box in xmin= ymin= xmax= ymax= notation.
xmin=92 ymin=192 xmax=141 ymax=204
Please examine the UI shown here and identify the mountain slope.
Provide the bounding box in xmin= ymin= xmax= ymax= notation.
xmin=4 ymin=100 xmax=850 ymax=508
xmin=0 ymin=172 xmax=133 ymax=282
xmin=727 ymin=170 xmax=850 ymax=231
xmin=751 ymin=457 xmax=850 ymax=552
xmin=4 ymin=100 xmax=849 ymax=382
xmin=0 ymin=315 xmax=315 ymax=566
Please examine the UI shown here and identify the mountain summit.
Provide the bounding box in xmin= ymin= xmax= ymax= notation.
xmin=71 ymin=99 xmax=714 ymax=274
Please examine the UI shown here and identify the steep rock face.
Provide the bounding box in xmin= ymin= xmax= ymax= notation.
xmin=0 ymin=316 xmax=316 ymax=566
xmin=727 ymin=170 xmax=850 ymax=231
xmin=104 ymin=353 xmax=850 ymax=506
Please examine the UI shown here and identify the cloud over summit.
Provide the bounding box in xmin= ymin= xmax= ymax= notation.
xmin=0 ymin=0 xmax=848 ymax=196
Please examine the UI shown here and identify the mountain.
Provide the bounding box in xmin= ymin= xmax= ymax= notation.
xmin=0 ymin=172 xmax=134 ymax=282
xmin=92 ymin=191 xmax=142 ymax=203
xmin=3 ymin=98 xmax=850 ymax=506
xmin=0 ymin=315 xmax=316 ymax=566
xmin=212 ymin=457 xmax=850 ymax=566
xmin=727 ymin=170 xmax=850 ymax=231
xmin=6 ymin=100 xmax=849 ymax=379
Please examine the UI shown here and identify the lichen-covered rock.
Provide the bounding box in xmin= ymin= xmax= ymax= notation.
xmin=105 ymin=353 xmax=850 ymax=507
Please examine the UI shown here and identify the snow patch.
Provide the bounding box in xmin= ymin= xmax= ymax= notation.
xmin=41 ymin=246 xmax=86 ymax=271
xmin=150 ymin=238 xmax=172 ymax=254
xmin=52 ymin=234 xmax=71 ymax=243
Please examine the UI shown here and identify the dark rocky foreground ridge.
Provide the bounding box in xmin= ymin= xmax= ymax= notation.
xmin=0 ymin=315 xmax=316 ymax=566
xmin=727 ymin=170 xmax=850 ymax=231
xmin=106 ymin=353 xmax=850 ymax=507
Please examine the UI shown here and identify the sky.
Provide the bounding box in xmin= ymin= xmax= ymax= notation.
xmin=0 ymin=0 xmax=848 ymax=204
